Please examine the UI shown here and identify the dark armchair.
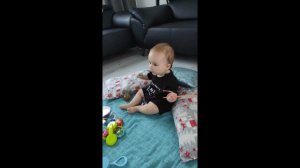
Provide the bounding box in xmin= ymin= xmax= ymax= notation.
xmin=129 ymin=0 xmax=197 ymax=57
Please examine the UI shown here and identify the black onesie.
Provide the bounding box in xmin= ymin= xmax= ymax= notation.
xmin=142 ymin=70 xmax=179 ymax=114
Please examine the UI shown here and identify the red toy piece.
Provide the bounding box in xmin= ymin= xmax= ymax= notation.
xmin=116 ymin=118 xmax=123 ymax=127
xmin=102 ymin=129 xmax=109 ymax=140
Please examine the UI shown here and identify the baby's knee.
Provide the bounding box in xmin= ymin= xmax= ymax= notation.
xmin=137 ymin=89 xmax=144 ymax=97
xmin=139 ymin=102 xmax=159 ymax=114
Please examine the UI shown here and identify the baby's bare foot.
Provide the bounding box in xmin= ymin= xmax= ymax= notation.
xmin=127 ymin=106 xmax=138 ymax=113
xmin=120 ymin=104 xmax=131 ymax=110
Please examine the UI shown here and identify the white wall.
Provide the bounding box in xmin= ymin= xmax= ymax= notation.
xmin=136 ymin=0 xmax=167 ymax=8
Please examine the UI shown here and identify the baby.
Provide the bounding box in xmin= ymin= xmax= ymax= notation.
xmin=120 ymin=43 xmax=179 ymax=115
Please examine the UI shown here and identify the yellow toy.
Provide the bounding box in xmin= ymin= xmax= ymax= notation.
xmin=105 ymin=126 xmax=117 ymax=146
xmin=107 ymin=121 xmax=117 ymax=131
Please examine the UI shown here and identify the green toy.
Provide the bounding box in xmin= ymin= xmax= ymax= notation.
xmin=105 ymin=126 xmax=117 ymax=146
xmin=107 ymin=121 xmax=117 ymax=131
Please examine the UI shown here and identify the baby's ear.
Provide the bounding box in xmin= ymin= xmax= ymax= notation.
xmin=167 ymin=64 xmax=171 ymax=69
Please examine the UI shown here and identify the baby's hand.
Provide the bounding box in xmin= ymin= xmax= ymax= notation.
xmin=163 ymin=90 xmax=178 ymax=102
xmin=137 ymin=73 xmax=143 ymax=78
xmin=137 ymin=73 xmax=148 ymax=80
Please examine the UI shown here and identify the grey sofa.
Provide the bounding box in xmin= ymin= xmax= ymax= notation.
xmin=129 ymin=0 xmax=198 ymax=57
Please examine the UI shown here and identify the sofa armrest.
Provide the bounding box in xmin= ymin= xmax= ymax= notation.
xmin=113 ymin=11 xmax=132 ymax=28
xmin=129 ymin=5 xmax=174 ymax=29
xmin=130 ymin=17 xmax=146 ymax=47
xmin=102 ymin=6 xmax=114 ymax=30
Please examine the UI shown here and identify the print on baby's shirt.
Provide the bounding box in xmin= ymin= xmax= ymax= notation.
xmin=146 ymin=82 xmax=162 ymax=98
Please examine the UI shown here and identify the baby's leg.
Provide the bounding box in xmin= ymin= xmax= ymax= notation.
xmin=127 ymin=102 xmax=159 ymax=115
xmin=120 ymin=89 xmax=144 ymax=110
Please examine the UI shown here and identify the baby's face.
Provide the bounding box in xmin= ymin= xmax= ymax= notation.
xmin=148 ymin=50 xmax=171 ymax=76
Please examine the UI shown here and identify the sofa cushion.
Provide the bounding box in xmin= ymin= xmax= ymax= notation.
xmin=144 ymin=20 xmax=197 ymax=56
xmin=129 ymin=5 xmax=174 ymax=28
xmin=102 ymin=28 xmax=135 ymax=57
xmin=102 ymin=28 xmax=130 ymax=36
xmin=151 ymin=20 xmax=197 ymax=28
xmin=169 ymin=0 xmax=197 ymax=20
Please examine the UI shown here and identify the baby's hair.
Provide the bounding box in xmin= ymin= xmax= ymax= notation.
xmin=150 ymin=43 xmax=175 ymax=68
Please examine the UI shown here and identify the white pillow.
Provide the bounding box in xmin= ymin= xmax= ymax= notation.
xmin=172 ymin=86 xmax=198 ymax=162
xmin=103 ymin=70 xmax=151 ymax=100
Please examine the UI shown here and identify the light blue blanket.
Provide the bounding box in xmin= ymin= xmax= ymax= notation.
xmin=103 ymin=98 xmax=197 ymax=168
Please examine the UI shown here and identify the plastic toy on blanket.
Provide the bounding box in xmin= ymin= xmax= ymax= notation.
xmin=102 ymin=106 xmax=125 ymax=146
xmin=122 ymin=84 xmax=132 ymax=101
xmin=103 ymin=156 xmax=128 ymax=168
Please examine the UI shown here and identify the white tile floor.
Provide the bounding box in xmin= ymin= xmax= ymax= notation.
xmin=103 ymin=47 xmax=198 ymax=92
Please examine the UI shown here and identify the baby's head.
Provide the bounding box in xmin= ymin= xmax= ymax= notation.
xmin=148 ymin=43 xmax=175 ymax=76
